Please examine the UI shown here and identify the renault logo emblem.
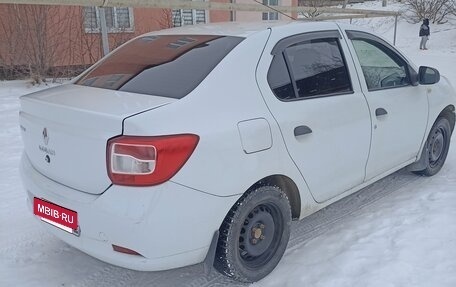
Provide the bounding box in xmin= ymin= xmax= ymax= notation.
xmin=42 ymin=128 xmax=49 ymax=145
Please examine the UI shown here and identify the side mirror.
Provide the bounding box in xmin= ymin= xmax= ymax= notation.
xmin=419 ymin=66 xmax=440 ymax=85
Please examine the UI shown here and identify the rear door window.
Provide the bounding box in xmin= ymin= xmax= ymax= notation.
xmin=267 ymin=54 xmax=295 ymax=100
xmin=76 ymin=35 xmax=244 ymax=99
xmin=285 ymin=38 xmax=352 ymax=99
xmin=267 ymin=36 xmax=352 ymax=101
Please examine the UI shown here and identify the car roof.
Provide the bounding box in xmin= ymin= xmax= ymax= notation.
xmin=146 ymin=21 xmax=340 ymax=38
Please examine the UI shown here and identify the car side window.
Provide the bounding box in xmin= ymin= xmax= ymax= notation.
xmin=351 ymin=39 xmax=409 ymax=91
xmin=268 ymin=36 xmax=352 ymax=101
xmin=267 ymin=54 xmax=295 ymax=100
xmin=285 ymin=38 xmax=352 ymax=99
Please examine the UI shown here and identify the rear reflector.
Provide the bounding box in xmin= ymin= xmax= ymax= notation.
xmin=107 ymin=134 xmax=199 ymax=186
xmin=112 ymin=244 xmax=143 ymax=256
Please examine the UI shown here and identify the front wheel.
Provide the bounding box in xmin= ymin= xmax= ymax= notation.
xmin=414 ymin=117 xmax=451 ymax=176
xmin=214 ymin=186 xmax=291 ymax=283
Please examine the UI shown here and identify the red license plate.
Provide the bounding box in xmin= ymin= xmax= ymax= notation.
xmin=34 ymin=198 xmax=78 ymax=233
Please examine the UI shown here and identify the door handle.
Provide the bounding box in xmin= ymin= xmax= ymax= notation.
xmin=375 ymin=108 xmax=388 ymax=117
xmin=294 ymin=125 xmax=312 ymax=137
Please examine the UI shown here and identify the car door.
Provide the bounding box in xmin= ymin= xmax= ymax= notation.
xmin=344 ymin=30 xmax=428 ymax=180
xmin=257 ymin=29 xmax=371 ymax=203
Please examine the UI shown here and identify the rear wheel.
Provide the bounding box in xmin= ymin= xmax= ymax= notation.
xmin=414 ymin=117 xmax=451 ymax=176
xmin=214 ymin=186 xmax=291 ymax=283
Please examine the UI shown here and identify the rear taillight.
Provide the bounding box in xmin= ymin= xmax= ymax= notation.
xmin=107 ymin=134 xmax=199 ymax=186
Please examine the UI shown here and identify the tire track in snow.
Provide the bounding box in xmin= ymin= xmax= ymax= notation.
xmin=70 ymin=265 xmax=137 ymax=287
xmin=0 ymin=229 xmax=52 ymax=262
xmin=69 ymin=258 xmax=239 ymax=287
xmin=287 ymin=170 xmax=421 ymax=251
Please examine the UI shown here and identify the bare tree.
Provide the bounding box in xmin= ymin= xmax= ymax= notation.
xmin=405 ymin=0 xmax=456 ymax=24
xmin=156 ymin=8 xmax=174 ymax=29
xmin=110 ymin=27 xmax=135 ymax=51
xmin=342 ymin=0 xmax=349 ymax=9
xmin=0 ymin=4 xmax=86 ymax=82
xmin=298 ymin=0 xmax=324 ymax=18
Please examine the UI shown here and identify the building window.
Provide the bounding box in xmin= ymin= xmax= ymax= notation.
xmin=262 ymin=0 xmax=279 ymax=20
xmin=172 ymin=9 xmax=207 ymax=27
xmin=83 ymin=7 xmax=134 ymax=33
xmin=172 ymin=0 xmax=207 ymax=27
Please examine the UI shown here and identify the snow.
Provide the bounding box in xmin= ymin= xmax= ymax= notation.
xmin=255 ymin=169 xmax=456 ymax=287
xmin=1 ymin=1 xmax=456 ymax=286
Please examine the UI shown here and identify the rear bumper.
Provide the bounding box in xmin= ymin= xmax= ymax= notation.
xmin=20 ymin=153 xmax=236 ymax=271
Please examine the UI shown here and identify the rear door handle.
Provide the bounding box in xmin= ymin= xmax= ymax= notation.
xmin=294 ymin=125 xmax=312 ymax=137
xmin=375 ymin=108 xmax=388 ymax=117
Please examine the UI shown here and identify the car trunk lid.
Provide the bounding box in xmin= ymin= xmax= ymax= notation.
xmin=19 ymin=84 xmax=174 ymax=195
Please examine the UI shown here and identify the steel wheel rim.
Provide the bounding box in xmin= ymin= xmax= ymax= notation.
xmin=238 ymin=203 xmax=284 ymax=269
xmin=429 ymin=126 xmax=447 ymax=168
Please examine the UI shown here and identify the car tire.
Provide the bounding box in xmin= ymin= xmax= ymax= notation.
xmin=413 ymin=117 xmax=451 ymax=176
xmin=214 ymin=185 xmax=291 ymax=283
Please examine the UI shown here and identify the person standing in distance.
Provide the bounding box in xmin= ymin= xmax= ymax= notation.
xmin=419 ymin=18 xmax=430 ymax=50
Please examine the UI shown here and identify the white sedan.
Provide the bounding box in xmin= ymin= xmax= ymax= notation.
xmin=19 ymin=21 xmax=455 ymax=282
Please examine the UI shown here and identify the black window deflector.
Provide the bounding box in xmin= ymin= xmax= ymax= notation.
xmin=345 ymin=30 xmax=388 ymax=43
xmin=271 ymin=30 xmax=342 ymax=55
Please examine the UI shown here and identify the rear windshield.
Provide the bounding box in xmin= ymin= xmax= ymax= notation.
xmin=76 ymin=35 xmax=244 ymax=99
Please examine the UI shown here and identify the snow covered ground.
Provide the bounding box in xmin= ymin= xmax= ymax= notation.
xmin=2 ymin=1 xmax=456 ymax=286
